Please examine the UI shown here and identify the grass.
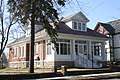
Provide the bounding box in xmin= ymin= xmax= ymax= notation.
xmin=0 ymin=68 xmax=28 ymax=74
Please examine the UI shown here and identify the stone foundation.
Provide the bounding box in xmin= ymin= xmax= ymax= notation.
xmin=9 ymin=61 xmax=28 ymax=68
xmin=9 ymin=61 xmax=74 ymax=69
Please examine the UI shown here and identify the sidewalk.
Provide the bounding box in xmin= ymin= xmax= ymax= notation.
xmin=40 ymin=72 xmax=120 ymax=80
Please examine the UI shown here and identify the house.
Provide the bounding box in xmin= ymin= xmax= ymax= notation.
xmin=7 ymin=12 xmax=109 ymax=69
xmin=94 ymin=20 xmax=120 ymax=62
xmin=0 ymin=53 xmax=8 ymax=68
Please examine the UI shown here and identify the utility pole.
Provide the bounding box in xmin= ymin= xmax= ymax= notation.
xmin=29 ymin=0 xmax=35 ymax=73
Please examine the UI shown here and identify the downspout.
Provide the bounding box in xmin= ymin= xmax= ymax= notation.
xmin=109 ymin=34 xmax=112 ymax=61
xmin=111 ymin=34 xmax=115 ymax=62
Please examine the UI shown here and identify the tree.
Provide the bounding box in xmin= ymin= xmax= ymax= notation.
xmin=7 ymin=0 xmax=65 ymax=73
xmin=0 ymin=0 xmax=19 ymax=60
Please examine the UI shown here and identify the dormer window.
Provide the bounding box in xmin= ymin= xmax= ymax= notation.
xmin=73 ymin=22 xmax=77 ymax=29
xmin=82 ymin=23 xmax=86 ymax=30
xmin=73 ymin=21 xmax=86 ymax=31
xmin=78 ymin=23 xmax=81 ymax=30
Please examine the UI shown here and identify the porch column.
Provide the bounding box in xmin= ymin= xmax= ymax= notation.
xmin=71 ymin=39 xmax=75 ymax=60
xmin=88 ymin=41 xmax=92 ymax=68
xmin=101 ymin=42 xmax=106 ymax=61
xmin=88 ymin=41 xmax=91 ymax=55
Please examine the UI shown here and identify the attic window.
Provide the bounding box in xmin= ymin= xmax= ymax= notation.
xmin=98 ymin=30 xmax=102 ymax=33
xmin=78 ymin=23 xmax=81 ymax=30
xmin=73 ymin=22 xmax=77 ymax=29
xmin=73 ymin=22 xmax=86 ymax=31
xmin=82 ymin=23 xmax=86 ymax=30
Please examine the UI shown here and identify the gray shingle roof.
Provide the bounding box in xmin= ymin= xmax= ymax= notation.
xmin=62 ymin=11 xmax=89 ymax=22
xmin=56 ymin=22 xmax=109 ymax=38
xmin=8 ymin=22 xmax=109 ymax=47
xmin=108 ymin=19 xmax=120 ymax=33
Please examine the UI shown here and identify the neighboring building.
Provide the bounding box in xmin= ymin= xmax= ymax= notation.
xmin=0 ymin=53 xmax=8 ymax=68
xmin=95 ymin=20 xmax=120 ymax=62
xmin=7 ymin=12 xmax=109 ymax=69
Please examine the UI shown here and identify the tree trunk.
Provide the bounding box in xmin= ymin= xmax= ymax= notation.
xmin=29 ymin=1 xmax=35 ymax=73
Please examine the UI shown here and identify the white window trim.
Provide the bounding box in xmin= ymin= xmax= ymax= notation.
xmin=20 ymin=46 xmax=22 ymax=58
xmin=56 ymin=39 xmax=71 ymax=55
xmin=14 ymin=47 xmax=18 ymax=58
xmin=35 ymin=43 xmax=38 ymax=55
xmin=20 ymin=46 xmax=25 ymax=58
xmin=46 ymin=42 xmax=52 ymax=55
xmin=75 ymin=41 xmax=87 ymax=55
xmin=74 ymin=40 xmax=88 ymax=54
xmin=91 ymin=42 xmax=102 ymax=56
xmin=72 ymin=21 xmax=87 ymax=31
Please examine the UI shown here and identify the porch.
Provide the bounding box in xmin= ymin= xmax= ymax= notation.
xmin=46 ymin=39 xmax=107 ymax=68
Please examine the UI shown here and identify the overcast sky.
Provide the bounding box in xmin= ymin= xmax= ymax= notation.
xmin=61 ymin=0 xmax=120 ymax=29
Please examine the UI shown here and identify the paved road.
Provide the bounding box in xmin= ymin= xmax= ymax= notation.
xmin=35 ymin=72 xmax=120 ymax=80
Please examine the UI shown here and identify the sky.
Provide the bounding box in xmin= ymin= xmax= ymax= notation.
xmin=61 ymin=0 xmax=120 ymax=29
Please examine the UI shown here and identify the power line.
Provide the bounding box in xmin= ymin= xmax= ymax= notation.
xmin=75 ymin=0 xmax=83 ymax=12
xmin=88 ymin=0 xmax=106 ymax=15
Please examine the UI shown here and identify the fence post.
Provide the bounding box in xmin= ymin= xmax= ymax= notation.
xmin=61 ymin=65 xmax=67 ymax=75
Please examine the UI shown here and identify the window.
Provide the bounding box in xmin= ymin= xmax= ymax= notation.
xmin=73 ymin=22 xmax=77 ymax=29
xmin=22 ymin=46 xmax=24 ymax=57
xmin=14 ymin=47 xmax=18 ymax=57
xmin=56 ymin=43 xmax=59 ymax=54
xmin=56 ymin=39 xmax=70 ymax=55
xmin=75 ymin=40 xmax=86 ymax=44
xmin=75 ymin=40 xmax=87 ymax=55
xmin=47 ymin=43 xmax=51 ymax=55
xmin=19 ymin=47 xmax=21 ymax=57
xmin=82 ymin=23 xmax=86 ymax=30
xmin=98 ymin=30 xmax=102 ymax=33
xmin=73 ymin=22 xmax=86 ymax=31
xmin=79 ymin=45 xmax=83 ymax=53
xmin=35 ymin=43 xmax=38 ymax=55
xmin=75 ymin=45 xmax=78 ymax=55
xmin=78 ymin=23 xmax=81 ymax=30
xmin=91 ymin=42 xmax=102 ymax=56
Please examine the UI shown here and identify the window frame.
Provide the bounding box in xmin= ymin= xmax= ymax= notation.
xmin=73 ymin=21 xmax=86 ymax=31
xmin=73 ymin=22 xmax=77 ymax=29
xmin=75 ymin=40 xmax=87 ymax=55
xmin=14 ymin=47 xmax=18 ymax=58
xmin=56 ymin=39 xmax=71 ymax=55
xmin=35 ymin=42 xmax=38 ymax=55
xmin=47 ymin=42 xmax=52 ymax=55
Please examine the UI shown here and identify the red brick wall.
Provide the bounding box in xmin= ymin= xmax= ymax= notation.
xmin=39 ymin=41 xmax=42 ymax=60
xmin=96 ymin=25 xmax=109 ymax=35
xmin=26 ymin=43 xmax=29 ymax=61
xmin=38 ymin=40 xmax=46 ymax=60
xmin=9 ymin=40 xmax=46 ymax=62
xmin=43 ymin=40 xmax=46 ymax=60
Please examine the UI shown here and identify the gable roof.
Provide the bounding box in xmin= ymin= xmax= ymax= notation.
xmin=108 ymin=19 xmax=120 ymax=33
xmin=94 ymin=22 xmax=115 ymax=34
xmin=62 ymin=11 xmax=89 ymax=22
xmin=8 ymin=22 xmax=109 ymax=47
xmin=56 ymin=22 xmax=108 ymax=38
